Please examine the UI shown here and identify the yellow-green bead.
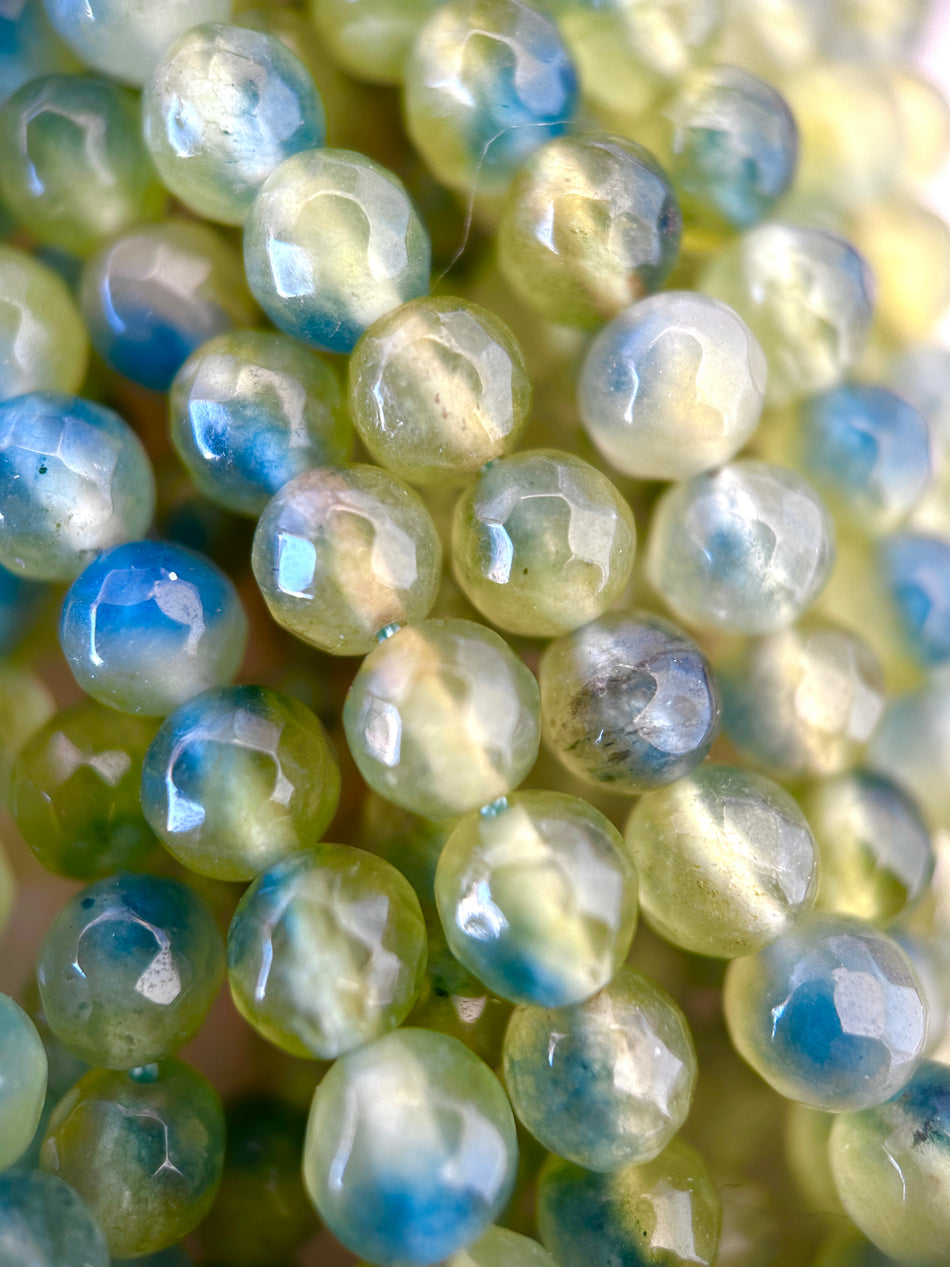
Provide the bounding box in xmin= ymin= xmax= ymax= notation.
xmin=446 ymin=1226 xmax=559 ymax=1266
xmin=0 ymin=994 xmax=48 ymax=1171
xmin=0 ymin=246 xmax=88 ymax=400
xmin=309 ymin=0 xmax=444 ymax=84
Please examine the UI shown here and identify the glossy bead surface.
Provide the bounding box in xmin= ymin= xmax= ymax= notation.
xmin=0 ymin=993 xmax=48 ymax=1170
xmin=303 ymin=1028 xmax=518 ymax=1265
xmin=0 ymin=392 xmax=155 ymax=581
xmin=444 ymin=1226 xmax=558 ymax=1267
xmin=40 ymin=1060 xmax=226 ymax=1257
xmin=724 ymin=914 xmax=928 ymax=1110
xmin=879 ymin=533 xmax=950 ymax=668
xmin=59 ymin=539 xmax=247 ymax=716
xmin=646 ymin=460 xmax=836 ymax=634
xmin=578 ymin=292 xmax=767 ymax=480
xmin=0 ymin=1169 xmax=109 ymax=1267
xmin=0 ymin=246 xmax=88 ymax=400
xmin=243 ymin=148 xmax=430 ymax=354
xmin=310 ymin=0 xmax=443 ymax=83
xmin=348 ymin=296 xmax=530 ymax=486
xmin=435 ymin=790 xmax=638 ymax=1007
xmin=539 ymin=611 xmax=720 ymax=794
xmin=344 ymin=618 xmax=541 ymax=819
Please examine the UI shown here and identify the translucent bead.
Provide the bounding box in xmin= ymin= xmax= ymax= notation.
xmin=539 ymin=610 xmax=720 ymax=794
xmin=252 ymin=464 xmax=441 ymax=656
xmin=785 ymin=1101 xmax=843 ymax=1215
xmin=578 ymin=292 xmax=767 ymax=480
xmin=303 ymin=1028 xmax=518 ymax=1265
xmin=42 ymin=0 xmax=234 ymax=87
xmin=0 ymin=661 xmax=54 ymax=807
xmin=879 ymin=533 xmax=950 ymax=669
xmin=228 ymin=844 xmax=426 ymax=1059
xmin=0 ymin=1170 xmax=109 ymax=1267
xmin=40 ymin=1060 xmax=226 ymax=1258
xmin=12 ymin=702 xmax=158 ymax=879
xmin=0 ymin=392 xmax=155 ymax=582
xmin=0 ymin=74 xmax=166 ymax=255
xmin=403 ymin=0 xmax=578 ymax=198
xmin=358 ymin=790 xmax=451 ymax=911
xmin=310 ymin=0 xmax=443 ymax=84
xmin=646 ymin=460 xmax=836 ymax=634
xmin=244 ymin=148 xmax=430 ymax=354
xmin=0 ymin=994 xmax=47 ymax=1171
xmin=169 ymin=330 xmax=353 ymax=517
xmin=723 ymin=914 xmax=928 ymax=1110
xmin=81 ymin=221 xmax=256 ymax=392
xmin=435 ymin=790 xmax=638 ymax=1007
xmin=348 ymin=296 xmax=531 ymax=486
xmin=444 ymin=1226 xmax=559 ymax=1267
xmin=343 ymin=618 xmax=541 ymax=819
xmin=0 ymin=246 xmax=88 ymax=400
xmin=0 ymin=1 xmax=79 ymax=106
xmin=700 ymin=224 xmax=874 ymax=406
xmin=718 ymin=619 xmax=886 ymax=780
xmin=497 ymin=133 xmax=681 ymax=327
xmin=59 ymin=539 xmax=247 ymax=716
xmin=537 ymin=1138 xmax=721 ymax=1267
xmin=868 ymin=673 xmax=950 ymax=830
xmin=887 ymin=68 xmax=950 ymax=190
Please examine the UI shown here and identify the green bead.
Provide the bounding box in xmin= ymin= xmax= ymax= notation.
xmin=0 ymin=245 xmax=88 ymax=400
xmin=0 ymin=993 xmax=48 ymax=1171
xmin=358 ymin=790 xmax=452 ymax=911
xmin=309 ymin=0 xmax=444 ymax=84
xmin=446 ymin=1226 xmax=559 ymax=1266
xmin=0 ymin=661 xmax=54 ymax=806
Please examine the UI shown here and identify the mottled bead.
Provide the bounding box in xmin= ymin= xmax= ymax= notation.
xmin=81 ymin=221 xmax=256 ymax=392
xmin=0 ymin=74 xmax=166 ymax=255
xmin=0 ymin=1170 xmax=109 ymax=1267
xmin=40 ymin=1060 xmax=226 ymax=1258
xmin=646 ymin=460 xmax=835 ymax=634
xmin=169 ymin=330 xmax=353 ymax=517
xmin=578 ymin=292 xmax=767 ymax=480
xmin=444 ymin=1226 xmax=559 ymax=1267
xmin=879 ymin=533 xmax=950 ymax=668
xmin=0 ymin=246 xmax=87 ymax=400
xmin=227 ymin=844 xmax=426 ymax=1059
xmin=540 ymin=610 xmax=720 ymax=793
xmin=0 ymin=994 xmax=48 ymax=1170
xmin=348 ymin=296 xmax=530 ymax=486
xmin=252 ymin=464 xmax=441 ymax=656
xmin=537 ymin=1139 xmax=721 ymax=1267
xmin=403 ymin=0 xmax=578 ymax=197
xmin=303 ymin=1028 xmax=518 ymax=1265
xmin=243 ymin=148 xmax=430 ymax=354
xmin=310 ymin=0 xmax=443 ymax=83
xmin=497 ymin=133 xmax=681 ymax=327
xmin=59 ymin=539 xmax=247 ymax=716
xmin=0 ymin=392 xmax=155 ymax=581
xmin=344 ymin=618 xmax=541 ymax=819
xmin=700 ymin=224 xmax=874 ymax=406
xmin=724 ymin=914 xmax=928 ymax=1110
xmin=435 ymin=790 xmax=638 ymax=1007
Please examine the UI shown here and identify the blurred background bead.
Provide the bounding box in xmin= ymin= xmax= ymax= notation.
xmin=887 ymin=67 xmax=950 ymax=191
xmin=442 ymin=1226 xmax=559 ymax=1267
xmin=868 ymin=669 xmax=950 ymax=831
xmin=357 ymin=791 xmax=451 ymax=911
xmin=0 ymin=1169 xmax=109 ymax=1267
xmin=784 ymin=1101 xmax=844 ymax=1217
xmin=0 ymin=246 xmax=88 ymax=400
xmin=878 ymin=532 xmax=950 ymax=669
xmin=310 ymin=0 xmax=444 ymax=84
xmin=0 ymin=993 xmax=47 ymax=1171
xmin=0 ymin=0 xmax=79 ymax=106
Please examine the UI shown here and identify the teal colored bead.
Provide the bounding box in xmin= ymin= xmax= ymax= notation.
xmin=169 ymin=329 xmax=354 ymax=517
xmin=0 ymin=246 xmax=88 ymax=400
xmin=39 ymin=1060 xmax=226 ymax=1258
xmin=37 ymin=872 xmax=225 ymax=1069
xmin=0 ymin=74 xmax=167 ymax=256
xmin=303 ymin=1028 xmax=519 ymax=1265
xmin=0 ymin=1 xmax=78 ymax=106
xmin=0 ymin=392 xmax=155 ymax=582
xmin=0 ymin=994 xmax=48 ymax=1171
xmin=0 ymin=562 xmax=45 ymax=656
xmin=879 ymin=532 xmax=950 ymax=667
xmin=0 ymin=1170 xmax=109 ymax=1267
xmin=227 ymin=843 xmax=427 ymax=1059
xmin=243 ymin=148 xmax=431 ymax=353
xmin=59 ymin=539 xmax=248 ymax=716
xmin=143 ymin=23 xmax=326 ymax=225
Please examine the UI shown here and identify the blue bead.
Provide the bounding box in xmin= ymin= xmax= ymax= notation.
xmin=880 ymin=533 xmax=950 ymax=667
xmin=0 ymin=1169 xmax=109 ymax=1267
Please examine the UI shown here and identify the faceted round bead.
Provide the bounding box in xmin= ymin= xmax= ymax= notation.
xmin=645 ymin=460 xmax=836 ymax=635
xmin=539 ymin=611 xmax=720 ymax=794
xmin=59 ymin=539 xmax=247 ymax=716
xmin=503 ymin=967 xmax=695 ymax=1171
xmin=625 ymin=765 xmax=818 ymax=958
xmin=243 ymin=148 xmax=430 ymax=354
xmin=141 ymin=686 xmax=340 ymax=882
xmin=303 ymin=1028 xmax=518 ymax=1265
xmin=40 ymin=1060 xmax=226 ymax=1258
xmin=0 ymin=994 xmax=48 ymax=1171
xmin=143 ymin=23 xmax=326 ymax=225
xmin=497 ymin=133 xmax=681 ymax=327
xmin=700 ymin=224 xmax=874 ymax=406
xmin=252 ymin=464 xmax=441 ymax=656
xmin=169 ymin=329 xmax=353 ymax=517
xmin=435 ymin=790 xmax=638 ymax=1007
xmin=81 ymin=221 xmax=256 ymax=392
xmin=12 ymin=701 xmax=158 ymax=880
xmin=578 ymin=292 xmax=767 ymax=480
xmin=0 ymin=73 xmax=166 ymax=255
xmin=451 ymin=450 xmax=636 ymax=637
xmin=403 ymin=0 xmax=578 ymax=198
xmin=0 ymin=1170 xmax=109 ymax=1267
xmin=723 ymin=914 xmax=928 ymax=1110
xmin=0 ymin=246 xmax=87 ymax=401
xmin=343 ymin=618 xmax=541 ymax=819
xmin=879 ymin=533 xmax=950 ymax=668
xmin=537 ymin=1139 xmax=721 ymax=1267
xmin=348 ymin=297 xmax=531 ymax=486
xmin=309 ymin=0 xmax=443 ymax=83
xmin=0 ymin=392 xmax=155 ymax=582
xmin=227 ymin=844 xmax=427 ymax=1059
xmin=37 ymin=872 xmax=225 ymax=1069
xmin=443 ymin=1226 xmax=559 ymax=1267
